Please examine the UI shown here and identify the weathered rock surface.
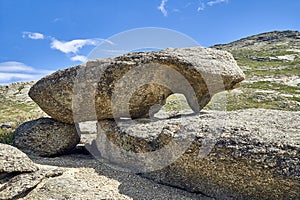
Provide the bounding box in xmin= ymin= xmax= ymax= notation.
xmin=0 ymin=144 xmax=38 ymax=174
xmin=0 ymin=144 xmax=40 ymax=200
xmin=91 ymin=109 xmax=300 ymax=200
xmin=0 ymin=167 xmax=63 ymax=200
xmin=21 ymin=168 xmax=132 ymax=200
xmin=13 ymin=118 xmax=80 ymax=157
xmin=28 ymin=155 xmax=212 ymax=200
xmin=29 ymin=47 xmax=245 ymax=123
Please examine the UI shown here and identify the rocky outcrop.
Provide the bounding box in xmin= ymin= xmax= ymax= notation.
xmin=29 ymin=47 xmax=245 ymax=124
xmin=90 ymin=109 xmax=300 ymax=200
xmin=13 ymin=118 xmax=80 ymax=157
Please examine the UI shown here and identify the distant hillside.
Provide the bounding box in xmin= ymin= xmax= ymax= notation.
xmin=208 ymin=30 xmax=300 ymax=111
xmin=213 ymin=30 xmax=300 ymax=50
xmin=0 ymin=82 xmax=45 ymax=124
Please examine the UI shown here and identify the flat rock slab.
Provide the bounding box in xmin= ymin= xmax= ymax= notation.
xmin=13 ymin=118 xmax=80 ymax=157
xmin=0 ymin=144 xmax=65 ymax=199
xmin=29 ymin=47 xmax=244 ymax=123
xmin=91 ymin=109 xmax=300 ymax=200
xmin=0 ymin=144 xmax=38 ymax=174
xmin=21 ymin=167 xmax=131 ymax=200
xmin=0 ymin=165 xmax=64 ymax=200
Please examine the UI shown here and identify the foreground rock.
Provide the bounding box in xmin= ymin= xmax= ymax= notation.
xmin=91 ymin=109 xmax=300 ymax=200
xmin=21 ymin=168 xmax=132 ymax=200
xmin=29 ymin=47 xmax=245 ymax=123
xmin=0 ymin=167 xmax=63 ymax=200
xmin=13 ymin=118 xmax=80 ymax=157
xmin=0 ymin=144 xmax=62 ymax=199
xmin=0 ymin=144 xmax=38 ymax=177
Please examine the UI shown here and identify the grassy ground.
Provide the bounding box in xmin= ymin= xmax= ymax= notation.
xmin=212 ymin=45 xmax=300 ymax=111
xmin=0 ymin=82 xmax=46 ymax=144
xmin=0 ymin=129 xmax=14 ymax=144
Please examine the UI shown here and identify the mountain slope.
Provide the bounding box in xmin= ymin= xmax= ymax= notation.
xmin=213 ymin=30 xmax=300 ymax=50
xmin=208 ymin=30 xmax=300 ymax=111
xmin=0 ymin=82 xmax=44 ymax=123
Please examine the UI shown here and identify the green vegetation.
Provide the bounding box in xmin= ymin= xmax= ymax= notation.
xmin=231 ymin=45 xmax=296 ymax=58
xmin=243 ymin=81 xmax=300 ymax=94
xmin=224 ymin=90 xmax=299 ymax=111
xmin=0 ymin=97 xmax=41 ymax=122
xmin=222 ymin=44 xmax=300 ymax=111
xmin=206 ymin=81 xmax=300 ymax=112
xmin=18 ymin=85 xmax=25 ymax=92
xmin=246 ymin=66 xmax=300 ymax=77
xmin=0 ymin=82 xmax=46 ymax=144
xmin=0 ymin=129 xmax=14 ymax=144
xmin=163 ymin=94 xmax=191 ymax=112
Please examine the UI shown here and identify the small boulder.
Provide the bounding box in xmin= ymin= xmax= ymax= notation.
xmin=13 ymin=118 xmax=80 ymax=157
xmin=29 ymin=47 xmax=245 ymax=123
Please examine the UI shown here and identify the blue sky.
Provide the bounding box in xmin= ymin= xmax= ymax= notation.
xmin=0 ymin=0 xmax=300 ymax=84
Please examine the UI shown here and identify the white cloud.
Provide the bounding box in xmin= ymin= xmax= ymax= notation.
xmin=0 ymin=61 xmax=53 ymax=84
xmin=22 ymin=31 xmax=44 ymax=40
xmin=172 ymin=8 xmax=180 ymax=13
xmin=70 ymin=55 xmax=87 ymax=62
xmin=0 ymin=61 xmax=35 ymax=72
xmin=52 ymin=18 xmax=62 ymax=23
xmin=184 ymin=2 xmax=193 ymax=8
xmin=158 ymin=0 xmax=168 ymax=17
xmin=197 ymin=2 xmax=205 ymax=11
xmin=22 ymin=31 xmax=114 ymax=62
xmin=0 ymin=73 xmax=40 ymax=82
xmin=50 ymin=38 xmax=114 ymax=62
xmin=207 ymin=0 xmax=228 ymax=6
xmin=50 ymin=38 xmax=114 ymax=54
xmin=50 ymin=38 xmax=99 ymax=54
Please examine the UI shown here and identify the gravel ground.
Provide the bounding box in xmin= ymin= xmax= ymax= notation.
xmin=28 ymin=153 xmax=212 ymax=200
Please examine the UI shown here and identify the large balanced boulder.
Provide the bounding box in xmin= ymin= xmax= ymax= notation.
xmin=13 ymin=118 xmax=80 ymax=157
xmin=90 ymin=109 xmax=300 ymax=200
xmin=29 ymin=47 xmax=245 ymax=123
